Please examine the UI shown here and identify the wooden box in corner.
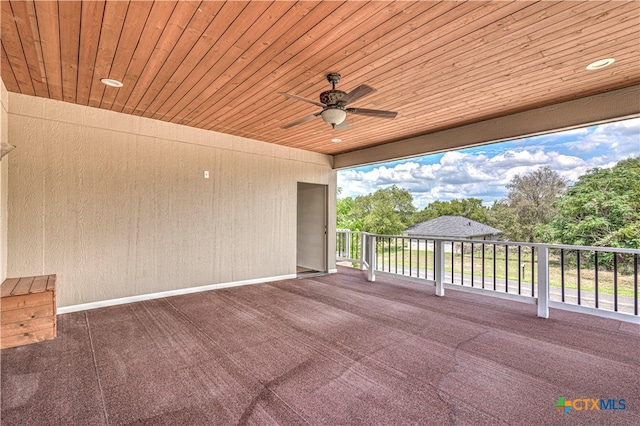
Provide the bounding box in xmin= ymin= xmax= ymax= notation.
xmin=1 ymin=275 xmax=57 ymax=349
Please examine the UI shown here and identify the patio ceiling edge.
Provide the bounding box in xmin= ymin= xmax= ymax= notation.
xmin=333 ymin=84 xmax=640 ymax=169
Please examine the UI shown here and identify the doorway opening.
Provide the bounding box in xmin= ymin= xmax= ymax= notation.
xmin=296 ymin=182 xmax=328 ymax=277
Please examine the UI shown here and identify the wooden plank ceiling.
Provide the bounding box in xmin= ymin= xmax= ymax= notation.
xmin=2 ymin=1 xmax=639 ymax=156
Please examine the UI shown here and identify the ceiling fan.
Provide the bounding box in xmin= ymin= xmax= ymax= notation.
xmin=279 ymin=73 xmax=397 ymax=130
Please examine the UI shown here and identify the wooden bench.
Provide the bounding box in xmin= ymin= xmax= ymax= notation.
xmin=1 ymin=275 xmax=57 ymax=349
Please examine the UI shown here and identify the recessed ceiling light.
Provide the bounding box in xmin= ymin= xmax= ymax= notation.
xmin=100 ymin=78 xmax=123 ymax=88
xmin=331 ymin=138 xmax=342 ymax=143
xmin=586 ymin=58 xmax=615 ymax=71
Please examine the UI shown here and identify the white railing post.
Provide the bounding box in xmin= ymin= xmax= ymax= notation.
xmin=435 ymin=239 xmax=445 ymax=296
xmin=360 ymin=232 xmax=367 ymax=270
xmin=368 ymin=235 xmax=376 ymax=282
xmin=537 ymin=246 xmax=549 ymax=318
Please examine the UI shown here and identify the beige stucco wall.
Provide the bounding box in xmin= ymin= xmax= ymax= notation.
xmin=6 ymin=91 xmax=336 ymax=308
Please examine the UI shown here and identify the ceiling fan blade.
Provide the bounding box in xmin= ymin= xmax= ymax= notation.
xmin=347 ymin=108 xmax=397 ymax=119
xmin=280 ymin=113 xmax=321 ymax=129
xmin=340 ymin=85 xmax=375 ymax=105
xmin=279 ymin=92 xmax=325 ymax=108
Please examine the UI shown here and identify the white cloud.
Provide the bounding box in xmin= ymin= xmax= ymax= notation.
xmin=338 ymin=118 xmax=639 ymax=209
xmin=567 ymin=117 xmax=640 ymax=157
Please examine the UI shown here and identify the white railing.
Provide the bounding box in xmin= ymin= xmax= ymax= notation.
xmin=336 ymin=230 xmax=640 ymax=323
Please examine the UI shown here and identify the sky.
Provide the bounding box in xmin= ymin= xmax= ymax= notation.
xmin=337 ymin=117 xmax=640 ymax=210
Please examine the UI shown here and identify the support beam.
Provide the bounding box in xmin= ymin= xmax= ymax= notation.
xmin=334 ymin=85 xmax=640 ymax=169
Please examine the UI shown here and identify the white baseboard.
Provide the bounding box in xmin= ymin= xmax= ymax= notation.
xmin=57 ymin=273 xmax=297 ymax=314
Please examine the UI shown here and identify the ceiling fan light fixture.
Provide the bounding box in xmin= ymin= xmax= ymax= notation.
xmin=321 ymin=108 xmax=347 ymax=128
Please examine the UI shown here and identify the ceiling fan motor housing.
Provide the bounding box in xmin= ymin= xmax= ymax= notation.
xmin=321 ymin=73 xmax=347 ymax=107
xmin=320 ymin=90 xmax=347 ymax=106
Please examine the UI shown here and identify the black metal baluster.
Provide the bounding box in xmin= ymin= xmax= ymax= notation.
xmin=561 ymin=249 xmax=565 ymax=302
xmin=402 ymin=237 xmax=406 ymax=275
xmin=388 ymin=237 xmax=392 ymax=273
xmin=471 ymin=242 xmax=475 ymax=287
xmin=344 ymin=232 xmax=347 ymax=258
xmin=409 ymin=238 xmax=413 ymax=277
xmin=451 ymin=243 xmax=455 ymax=284
xmin=531 ymin=247 xmax=535 ymax=297
xmin=461 ymin=242 xmax=465 ymax=286
xmin=420 ymin=240 xmax=423 ymax=278
xmin=518 ymin=246 xmax=522 ymax=295
xmin=493 ymin=244 xmax=497 ymax=291
xmin=418 ymin=240 xmax=428 ymax=280
xmin=634 ymin=254 xmax=638 ymax=316
xmin=432 ymin=240 xmax=436 ymax=280
xmin=577 ymin=250 xmax=581 ymax=305
xmin=614 ymin=254 xmax=618 ymax=312
xmin=418 ymin=240 xmax=429 ymax=280
xmin=425 ymin=239 xmax=429 ymax=279
xmin=393 ymin=237 xmax=398 ymax=274
xmin=505 ymin=245 xmax=509 ymax=293
xmin=482 ymin=243 xmax=486 ymax=289
xmin=594 ymin=252 xmax=599 ymax=309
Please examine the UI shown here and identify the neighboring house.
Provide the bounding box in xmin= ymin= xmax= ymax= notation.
xmin=404 ymin=216 xmax=503 ymax=240
xmin=404 ymin=216 xmax=502 ymax=253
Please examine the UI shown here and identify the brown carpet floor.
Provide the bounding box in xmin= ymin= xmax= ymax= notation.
xmin=2 ymin=266 xmax=639 ymax=425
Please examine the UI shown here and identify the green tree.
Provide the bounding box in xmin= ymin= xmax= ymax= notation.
xmin=337 ymin=195 xmax=358 ymax=229
xmin=486 ymin=200 xmax=520 ymax=239
xmin=351 ymin=185 xmax=416 ymax=234
xmin=413 ymin=198 xmax=488 ymax=224
xmin=537 ymin=157 xmax=640 ymax=249
xmin=504 ymin=166 xmax=567 ymax=242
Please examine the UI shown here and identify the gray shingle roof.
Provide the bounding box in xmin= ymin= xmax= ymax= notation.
xmin=404 ymin=216 xmax=502 ymax=239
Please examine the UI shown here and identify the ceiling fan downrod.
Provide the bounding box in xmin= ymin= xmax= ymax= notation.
xmin=327 ymin=73 xmax=341 ymax=90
